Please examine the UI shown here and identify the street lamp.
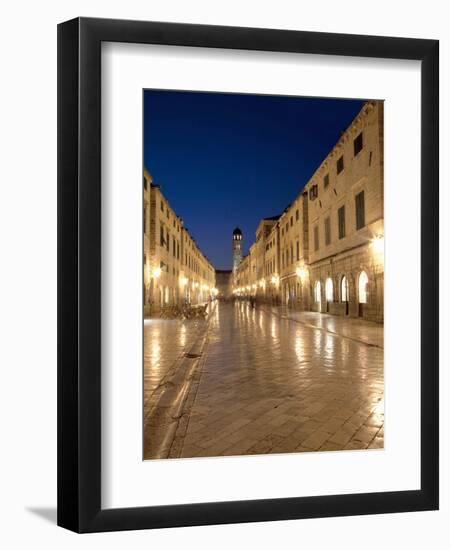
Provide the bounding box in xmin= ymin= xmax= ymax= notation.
xmin=296 ymin=266 xmax=307 ymax=281
xmin=371 ymin=235 xmax=384 ymax=255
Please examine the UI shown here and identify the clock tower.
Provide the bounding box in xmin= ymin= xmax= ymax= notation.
xmin=232 ymin=227 xmax=243 ymax=272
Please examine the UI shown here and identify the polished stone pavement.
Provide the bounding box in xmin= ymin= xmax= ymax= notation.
xmin=264 ymin=306 xmax=384 ymax=348
xmin=143 ymin=316 xmax=207 ymax=409
xmin=143 ymin=301 xmax=384 ymax=459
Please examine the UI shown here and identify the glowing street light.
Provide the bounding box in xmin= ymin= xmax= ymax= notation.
xmin=296 ymin=266 xmax=307 ymax=280
xmin=371 ymin=235 xmax=384 ymax=254
xmin=153 ymin=266 xmax=162 ymax=279
xmin=271 ymin=275 xmax=280 ymax=286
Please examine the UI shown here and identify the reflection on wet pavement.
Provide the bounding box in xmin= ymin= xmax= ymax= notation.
xmin=180 ymin=301 xmax=383 ymax=457
xmin=268 ymin=307 xmax=384 ymax=348
xmin=143 ymin=317 xmax=206 ymax=408
xmin=144 ymin=301 xmax=384 ymax=459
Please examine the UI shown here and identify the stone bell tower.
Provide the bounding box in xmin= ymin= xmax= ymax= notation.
xmin=232 ymin=227 xmax=243 ymax=272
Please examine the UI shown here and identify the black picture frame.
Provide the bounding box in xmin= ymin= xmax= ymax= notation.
xmin=57 ymin=17 xmax=439 ymax=533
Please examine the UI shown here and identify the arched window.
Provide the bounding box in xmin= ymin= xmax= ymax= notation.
xmin=358 ymin=271 xmax=369 ymax=304
xmin=325 ymin=278 xmax=333 ymax=302
xmin=341 ymin=276 xmax=349 ymax=302
xmin=314 ymin=281 xmax=321 ymax=303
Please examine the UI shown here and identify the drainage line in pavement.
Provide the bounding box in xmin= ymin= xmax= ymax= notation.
xmin=259 ymin=306 xmax=383 ymax=350
xmin=143 ymin=302 xmax=215 ymax=460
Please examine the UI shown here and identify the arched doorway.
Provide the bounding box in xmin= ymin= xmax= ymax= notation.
xmin=341 ymin=275 xmax=349 ymax=315
xmin=358 ymin=271 xmax=369 ymax=316
xmin=314 ymin=281 xmax=321 ymax=312
xmin=325 ymin=277 xmax=333 ymax=312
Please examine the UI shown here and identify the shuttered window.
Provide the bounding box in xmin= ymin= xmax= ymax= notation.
xmin=355 ymin=191 xmax=365 ymax=230
xmin=354 ymin=132 xmax=363 ymax=156
xmin=338 ymin=206 xmax=346 ymax=239
xmin=314 ymin=226 xmax=319 ymax=251
xmin=325 ymin=217 xmax=331 ymax=245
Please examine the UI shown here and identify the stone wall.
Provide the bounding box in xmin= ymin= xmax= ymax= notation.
xmin=143 ymin=172 xmax=216 ymax=317
xmin=232 ymin=101 xmax=384 ymax=324
xmin=308 ymin=242 xmax=384 ymax=323
xmin=215 ymin=270 xmax=232 ymax=299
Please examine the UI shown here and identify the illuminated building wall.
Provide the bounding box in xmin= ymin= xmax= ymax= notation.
xmin=143 ymin=169 xmax=216 ymax=317
xmin=305 ymin=101 xmax=384 ymax=322
xmin=233 ymin=101 xmax=384 ymax=323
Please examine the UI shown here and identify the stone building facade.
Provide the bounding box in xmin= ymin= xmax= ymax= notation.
xmin=248 ymin=218 xmax=276 ymax=301
xmin=234 ymin=253 xmax=251 ymax=294
xmin=278 ymin=192 xmax=310 ymax=311
xmin=264 ymin=222 xmax=281 ymax=303
xmin=233 ymin=100 xmax=384 ymax=323
xmin=215 ymin=270 xmax=233 ymax=299
xmin=143 ymin=169 xmax=216 ymax=317
xmin=305 ymin=101 xmax=384 ymax=322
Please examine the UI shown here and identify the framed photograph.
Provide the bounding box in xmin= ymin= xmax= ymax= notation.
xmin=57 ymin=17 xmax=439 ymax=532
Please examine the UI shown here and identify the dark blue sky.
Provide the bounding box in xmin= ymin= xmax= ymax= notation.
xmin=144 ymin=90 xmax=364 ymax=270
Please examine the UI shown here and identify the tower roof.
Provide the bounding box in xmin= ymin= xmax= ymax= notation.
xmin=232 ymin=227 xmax=242 ymax=236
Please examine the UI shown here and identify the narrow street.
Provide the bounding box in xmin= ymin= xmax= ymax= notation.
xmin=144 ymin=301 xmax=384 ymax=459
